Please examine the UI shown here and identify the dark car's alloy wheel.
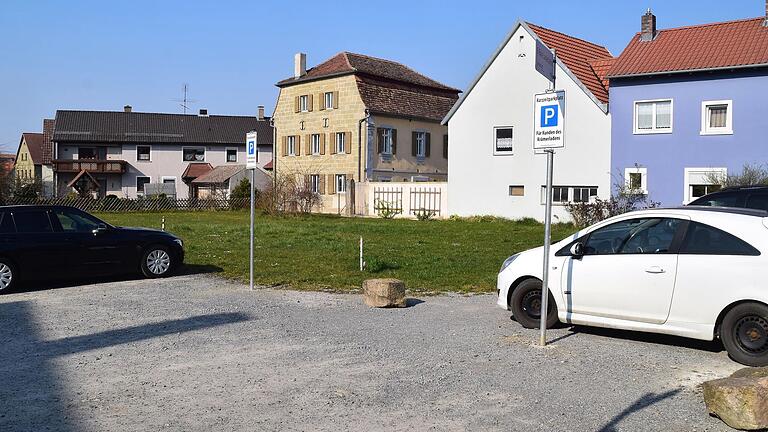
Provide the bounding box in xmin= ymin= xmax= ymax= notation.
xmin=141 ymin=247 xmax=173 ymax=278
xmin=510 ymin=278 xmax=559 ymax=329
xmin=0 ymin=261 xmax=13 ymax=292
xmin=721 ymin=302 xmax=768 ymax=367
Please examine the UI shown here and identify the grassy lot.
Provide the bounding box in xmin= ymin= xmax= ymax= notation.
xmin=96 ymin=211 xmax=575 ymax=293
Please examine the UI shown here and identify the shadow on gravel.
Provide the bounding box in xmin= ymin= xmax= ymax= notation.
xmin=570 ymin=325 xmax=724 ymax=353
xmin=598 ymin=388 xmax=682 ymax=432
xmin=406 ymin=298 xmax=425 ymax=307
xmin=0 ymin=301 xmax=248 ymax=431
xmin=13 ymin=263 xmax=224 ymax=293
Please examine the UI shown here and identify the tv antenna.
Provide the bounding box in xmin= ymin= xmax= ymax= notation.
xmin=171 ymin=83 xmax=198 ymax=114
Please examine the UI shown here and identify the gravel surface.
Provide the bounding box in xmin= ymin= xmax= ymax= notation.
xmin=0 ymin=274 xmax=741 ymax=431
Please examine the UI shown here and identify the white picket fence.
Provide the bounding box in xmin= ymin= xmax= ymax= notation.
xmin=355 ymin=182 xmax=448 ymax=219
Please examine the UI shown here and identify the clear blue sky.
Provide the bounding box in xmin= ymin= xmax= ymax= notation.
xmin=1 ymin=0 xmax=764 ymax=153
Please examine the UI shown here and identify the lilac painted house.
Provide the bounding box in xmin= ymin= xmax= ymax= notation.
xmin=607 ymin=7 xmax=768 ymax=205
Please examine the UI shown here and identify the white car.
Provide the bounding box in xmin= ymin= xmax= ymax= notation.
xmin=497 ymin=207 xmax=768 ymax=366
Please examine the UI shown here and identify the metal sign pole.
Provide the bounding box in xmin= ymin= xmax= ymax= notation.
xmin=249 ymin=168 xmax=255 ymax=291
xmin=539 ymin=149 xmax=554 ymax=346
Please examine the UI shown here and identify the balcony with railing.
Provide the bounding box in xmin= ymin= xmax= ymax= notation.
xmin=52 ymin=159 xmax=128 ymax=174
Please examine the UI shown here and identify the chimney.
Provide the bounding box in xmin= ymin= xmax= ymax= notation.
xmin=764 ymin=0 xmax=768 ymax=27
xmin=258 ymin=105 xmax=265 ymax=120
xmin=294 ymin=52 xmax=307 ymax=78
xmin=199 ymin=108 xmax=208 ymax=117
xmin=124 ymin=105 xmax=132 ymax=113
xmin=640 ymin=9 xmax=657 ymax=41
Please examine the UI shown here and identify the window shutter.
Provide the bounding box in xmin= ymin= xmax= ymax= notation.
xmin=425 ymin=133 xmax=431 ymax=157
xmin=443 ymin=134 xmax=448 ymax=158
xmin=330 ymin=134 xmax=337 ymax=155
xmin=305 ymin=135 xmax=311 ymax=154
xmin=377 ymin=128 xmax=384 ymax=154
xmin=295 ymin=135 xmax=301 ymax=156
xmin=319 ymin=174 xmax=326 ymax=194
xmin=319 ymin=93 xmax=325 ymax=111
xmin=333 ymin=91 xmax=339 ymax=109
xmin=282 ymin=136 xmax=288 ymax=156
xmin=412 ymin=132 xmax=418 ymax=157
xmin=328 ymin=174 xmax=336 ymax=194
xmin=304 ymin=174 xmax=310 ymax=190
xmin=345 ymin=132 xmax=352 ymax=154
xmin=392 ymin=129 xmax=398 ymax=155
xmin=307 ymin=94 xmax=314 ymax=112
xmin=294 ymin=96 xmax=300 ymax=113
xmin=320 ymin=133 xmax=326 ymax=155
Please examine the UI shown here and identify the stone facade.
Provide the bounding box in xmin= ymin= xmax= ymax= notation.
xmin=14 ymin=139 xmax=38 ymax=181
xmin=274 ymin=75 xmax=450 ymax=213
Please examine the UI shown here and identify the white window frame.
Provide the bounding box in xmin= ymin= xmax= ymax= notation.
xmin=624 ymin=167 xmax=648 ymax=195
xmin=493 ymin=126 xmax=514 ymax=155
xmin=335 ymin=132 xmax=346 ymax=154
xmin=182 ymin=146 xmax=206 ymax=162
xmin=540 ymin=186 xmax=570 ymax=205
xmin=572 ymin=186 xmax=598 ymax=203
xmin=299 ymin=95 xmax=309 ymax=112
xmin=136 ymin=176 xmax=150 ymax=195
xmin=415 ymin=131 xmax=426 ymax=158
xmin=324 ymin=92 xmax=334 ymax=110
xmin=683 ymin=167 xmax=727 ymax=204
xmin=700 ymin=100 xmax=733 ymax=135
xmin=287 ymin=136 xmax=297 ymax=156
xmin=311 ymin=134 xmax=321 ymax=155
xmin=310 ymin=174 xmax=320 ymax=193
xmin=225 ymin=147 xmax=238 ymax=163
xmin=136 ymin=145 xmax=151 ymax=162
xmin=382 ymin=128 xmax=393 ymax=155
xmin=335 ymin=174 xmax=347 ymax=193
xmin=633 ymin=99 xmax=673 ymax=134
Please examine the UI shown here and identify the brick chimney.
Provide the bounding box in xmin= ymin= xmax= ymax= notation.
xmin=124 ymin=105 xmax=132 ymax=113
xmin=640 ymin=9 xmax=657 ymax=41
xmin=258 ymin=105 xmax=265 ymax=120
xmin=294 ymin=53 xmax=307 ymax=78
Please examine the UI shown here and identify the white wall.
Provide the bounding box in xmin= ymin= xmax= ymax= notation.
xmin=447 ymin=24 xmax=611 ymax=222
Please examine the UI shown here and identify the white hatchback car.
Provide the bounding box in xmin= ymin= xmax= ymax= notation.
xmin=497 ymin=207 xmax=768 ymax=366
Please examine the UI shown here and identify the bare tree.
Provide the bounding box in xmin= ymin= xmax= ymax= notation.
xmin=706 ymin=163 xmax=768 ymax=188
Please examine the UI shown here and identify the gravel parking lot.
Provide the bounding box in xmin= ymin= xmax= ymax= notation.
xmin=0 ymin=274 xmax=741 ymax=431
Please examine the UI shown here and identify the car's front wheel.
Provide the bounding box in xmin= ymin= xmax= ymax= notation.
xmin=721 ymin=302 xmax=768 ymax=366
xmin=510 ymin=278 xmax=558 ymax=329
xmin=0 ymin=259 xmax=16 ymax=293
xmin=140 ymin=246 xmax=174 ymax=278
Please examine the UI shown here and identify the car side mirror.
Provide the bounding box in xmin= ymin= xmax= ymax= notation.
xmin=92 ymin=224 xmax=108 ymax=235
xmin=570 ymin=242 xmax=584 ymax=257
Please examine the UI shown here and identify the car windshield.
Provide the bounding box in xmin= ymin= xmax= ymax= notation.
xmin=689 ymin=191 xmax=739 ymax=207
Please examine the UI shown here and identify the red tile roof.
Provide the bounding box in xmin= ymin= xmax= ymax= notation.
xmin=20 ymin=133 xmax=45 ymax=165
xmin=181 ymin=163 xmax=213 ymax=180
xmin=527 ymin=23 xmax=612 ymax=103
xmin=608 ymin=17 xmax=768 ymax=77
xmin=277 ymin=52 xmax=460 ymax=92
xmin=262 ymin=159 xmax=273 ymax=170
xmin=357 ymin=76 xmax=459 ymax=122
xmin=589 ymin=58 xmax=615 ymax=91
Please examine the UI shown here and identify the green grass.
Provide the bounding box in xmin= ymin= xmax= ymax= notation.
xmin=96 ymin=211 xmax=575 ymax=293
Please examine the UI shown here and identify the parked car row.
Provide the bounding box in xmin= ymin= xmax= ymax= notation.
xmin=0 ymin=205 xmax=184 ymax=292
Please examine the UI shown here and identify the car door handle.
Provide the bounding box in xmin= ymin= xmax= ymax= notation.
xmin=645 ymin=266 xmax=666 ymax=274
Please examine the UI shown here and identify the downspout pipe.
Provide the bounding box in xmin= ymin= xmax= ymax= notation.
xmin=357 ymin=109 xmax=370 ymax=182
xmin=270 ymin=117 xmax=277 ymax=188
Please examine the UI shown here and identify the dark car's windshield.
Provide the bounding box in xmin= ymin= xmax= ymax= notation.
xmin=689 ymin=191 xmax=740 ymax=207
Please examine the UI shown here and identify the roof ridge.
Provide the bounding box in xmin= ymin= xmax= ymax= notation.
xmin=656 ymin=16 xmax=765 ymax=33
xmin=525 ymin=21 xmax=610 ymax=53
xmin=55 ymin=109 xmax=261 ymax=119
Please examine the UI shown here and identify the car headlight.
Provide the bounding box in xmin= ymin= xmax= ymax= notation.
xmin=500 ymin=254 xmax=520 ymax=272
xmin=173 ymin=238 xmax=184 ymax=248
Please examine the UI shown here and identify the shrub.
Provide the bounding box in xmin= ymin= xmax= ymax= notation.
xmin=566 ymin=184 xmax=660 ymax=229
xmin=707 ymin=163 xmax=768 ymax=188
xmin=374 ymin=199 xmax=401 ymax=219
xmin=413 ymin=208 xmax=436 ymax=221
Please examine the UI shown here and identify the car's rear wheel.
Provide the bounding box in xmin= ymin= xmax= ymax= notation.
xmin=141 ymin=246 xmax=174 ymax=278
xmin=720 ymin=302 xmax=768 ymax=366
xmin=510 ymin=278 xmax=558 ymax=329
xmin=0 ymin=259 xmax=15 ymax=293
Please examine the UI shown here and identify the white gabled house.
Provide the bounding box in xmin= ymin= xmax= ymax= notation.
xmin=443 ymin=20 xmax=613 ymax=222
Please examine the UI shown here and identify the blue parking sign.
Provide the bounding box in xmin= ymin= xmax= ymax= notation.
xmin=248 ymin=140 xmax=255 ymax=155
xmin=540 ymin=105 xmax=559 ymax=128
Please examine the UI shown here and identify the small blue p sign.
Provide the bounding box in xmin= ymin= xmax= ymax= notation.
xmin=540 ymin=105 xmax=559 ymax=127
xmin=248 ymin=141 xmax=255 ymax=155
